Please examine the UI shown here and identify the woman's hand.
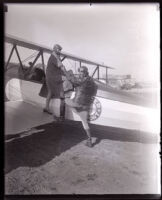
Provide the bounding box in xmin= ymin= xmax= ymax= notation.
xmin=52 ymin=51 xmax=61 ymax=61
xmin=52 ymin=51 xmax=63 ymax=68
xmin=52 ymin=51 xmax=58 ymax=58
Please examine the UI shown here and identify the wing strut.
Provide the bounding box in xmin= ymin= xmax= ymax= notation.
xmin=15 ymin=45 xmax=24 ymax=73
xmin=61 ymin=56 xmax=66 ymax=62
xmin=92 ymin=65 xmax=99 ymax=78
xmin=5 ymin=44 xmax=25 ymax=73
xmin=26 ymin=51 xmax=42 ymax=74
xmin=5 ymin=45 xmax=15 ymax=71
xmin=106 ymin=67 xmax=108 ymax=84
xmin=97 ymin=65 xmax=100 ymax=80
xmin=41 ymin=51 xmax=45 ymax=73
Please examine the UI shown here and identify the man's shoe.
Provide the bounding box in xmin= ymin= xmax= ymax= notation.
xmin=53 ymin=115 xmax=60 ymax=121
xmin=85 ymin=138 xmax=92 ymax=148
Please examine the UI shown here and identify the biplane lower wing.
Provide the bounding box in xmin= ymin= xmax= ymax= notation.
xmin=5 ymin=78 xmax=159 ymax=135
xmin=5 ymin=100 xmax=53 ymax=135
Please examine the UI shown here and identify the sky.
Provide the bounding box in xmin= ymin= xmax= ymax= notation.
xmin=5 ymin=3 xmax=160 ymax=82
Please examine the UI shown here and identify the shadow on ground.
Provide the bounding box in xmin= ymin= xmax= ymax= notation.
xmin=91 ymin=124 xmax=158 ymax=146
xmin=5 ymin=120 xmax=158 ymax=174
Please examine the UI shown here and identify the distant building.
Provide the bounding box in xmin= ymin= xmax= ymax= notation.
xmin=100 ymin=74 xmax=136 ymax=89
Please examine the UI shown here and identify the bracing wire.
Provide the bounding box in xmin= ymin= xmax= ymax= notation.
xmin=64 ymin=58 xmax=76 ymax=74
xmin=22 ymin=51 xmax=38 ymax=64
xmin=66 ymin=58 xmax=74 ymax=68
xmin=5 ymin=44 xmax=38 ymax=67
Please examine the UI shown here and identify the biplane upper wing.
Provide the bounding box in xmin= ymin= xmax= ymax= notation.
xmin=5 ymin=34 xmax=114 ymax=69
xmin=5 ymin=34 xmax=52 ymax=53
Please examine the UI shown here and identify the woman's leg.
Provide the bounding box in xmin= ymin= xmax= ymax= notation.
xmin=60 ymin=98 xmax=65 ymax=120
xmin=44 ymin=89 xmax=52 ymax=114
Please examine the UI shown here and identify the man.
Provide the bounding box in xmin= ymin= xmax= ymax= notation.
xmin=43 ymin=44 xmax=64 ymax=117
xmin=61 ymin=65 xmax=98 ymax=147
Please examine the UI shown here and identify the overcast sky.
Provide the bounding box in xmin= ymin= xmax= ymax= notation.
xmin=5 ymin=3 xmax=160 ymax=82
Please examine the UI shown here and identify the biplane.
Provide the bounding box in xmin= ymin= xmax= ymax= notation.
xmin=4 ymin=34 xmax=159 ymax=135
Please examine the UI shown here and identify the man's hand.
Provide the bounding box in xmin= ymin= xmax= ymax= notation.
xmin=61 ymin=65 xmax=66 ymax=72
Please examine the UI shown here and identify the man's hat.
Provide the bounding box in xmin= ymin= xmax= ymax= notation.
xmin=79 ymin=66 xmax=88 ymax=72
xmin=53 ymin=44 xmax=62 ymax=51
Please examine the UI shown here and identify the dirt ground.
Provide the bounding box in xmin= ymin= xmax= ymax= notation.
xmin=5 ymin=121 xmax=160 ymax=194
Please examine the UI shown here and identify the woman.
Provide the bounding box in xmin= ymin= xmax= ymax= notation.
xmin=43 ymin=44 xmax=64 ymax=115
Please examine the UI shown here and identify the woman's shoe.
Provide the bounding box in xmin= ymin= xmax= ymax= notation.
xmin=53 ymin=116 xmax=65 ymax=122
xmin=43 ymin=108 xmax=53 ymax=115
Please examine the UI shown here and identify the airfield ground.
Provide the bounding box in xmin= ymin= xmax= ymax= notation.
xmin=5 ymin=120 xmax=159 ymax=194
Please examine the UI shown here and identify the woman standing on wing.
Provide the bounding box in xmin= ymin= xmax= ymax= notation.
xmin=43 ymin=44 xmax=64 ymax=117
